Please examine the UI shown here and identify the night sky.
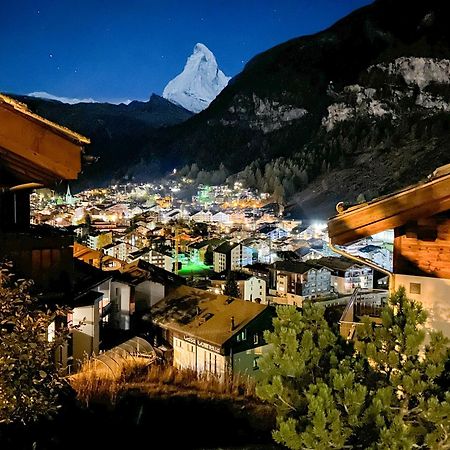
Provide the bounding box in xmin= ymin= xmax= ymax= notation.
xmin=1 ymin=0 xmax=373 ymax=103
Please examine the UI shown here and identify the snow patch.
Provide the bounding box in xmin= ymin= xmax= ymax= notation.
xmin=28 ymin=91 xmax=133 ymax=105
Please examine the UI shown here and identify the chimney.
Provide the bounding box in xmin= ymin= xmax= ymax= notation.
xmin=230 ymin=316 xmax=235 ymax=331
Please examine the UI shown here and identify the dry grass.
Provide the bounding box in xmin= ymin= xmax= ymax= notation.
xmin=70 ymin=359 xmax=257 ymax=407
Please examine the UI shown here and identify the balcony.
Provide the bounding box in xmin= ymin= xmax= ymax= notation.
xmin=339 ymin=288 xmax=388 ymax=340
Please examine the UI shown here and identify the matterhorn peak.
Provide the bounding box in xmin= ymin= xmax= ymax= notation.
xmin=163 ymin=43 xmax=230 ymax=113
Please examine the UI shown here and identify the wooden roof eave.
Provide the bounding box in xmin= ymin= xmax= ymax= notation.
xmin=328 ymin=173 xmax=450 ymax=245
xmin=0 ymin=95 xmax=89 ymax=182
xmin=0 ymin=94 xmax=90 ymax=145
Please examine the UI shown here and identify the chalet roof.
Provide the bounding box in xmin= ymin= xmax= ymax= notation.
xmin=310 ymin=256 xmax=359 ymax=273
xmin=295 ymin=247 xmax=323 ymax=257
xmin=359 ymin=244 xmax=383 ymax=253
xmin=271 ymin=260 xmax=317 ymax=274
xmin=0 ymin=95 xmax=89 ymax=144
xmin=117 ymin=259 xmax=184 ymax=287
xmin=243 ymin=262 xmax=271 ymax=273
xmin=72 ymin=259 xmax=112 ymax=297
xmin=214 ymin=241 xmax=239 ymax=254
xmin=258 ymin=225 xmax=277 ymax=234
xmin=0 ymin=94 xmax=89 ymax=183
xmin=328 ymin=164 xmax=450 ymax=245
xmin=151 ymin=285 xmax=267 ymax=347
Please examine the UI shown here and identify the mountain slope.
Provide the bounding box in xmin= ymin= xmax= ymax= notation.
xmin=143 ymin=0 xmax=450 ymax=218
xmin=11 ymin=94 xmax=193 ymax=189
xmin=163 ymin=43 xmax=230 ymax=113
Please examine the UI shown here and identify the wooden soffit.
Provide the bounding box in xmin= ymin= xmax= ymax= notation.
xmin=0 ymin=94 xmax=89 ymax=183
xmin=328 ymin=171 xmax=450 ymax=245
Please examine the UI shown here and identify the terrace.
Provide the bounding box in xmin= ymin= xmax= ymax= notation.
xmin=339 ymin=288 xmax=388 ymax=340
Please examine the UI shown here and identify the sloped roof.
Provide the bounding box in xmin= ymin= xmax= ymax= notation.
xmin=214 ymin=241 xmax=239 ymax=254
xmin=309 ymin=256 xmax=359 ymax=273
xmin=271 ymin=260 xmax=317 ymax=274
xmin=151 ymin=285 xmax=267 ymax=347
xmin=0 ymin=94 xmax=89 ymax=183
xmin=117 ymin=259 xmax=184 ymax=287
xmin=0 ymin=95 xmax=90 ymax=144
xmin=328 ymin=165 xmax=450 ymax=245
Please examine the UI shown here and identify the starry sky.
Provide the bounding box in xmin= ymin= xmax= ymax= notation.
xmin=0 ymin=0 xmax=373 ymax=103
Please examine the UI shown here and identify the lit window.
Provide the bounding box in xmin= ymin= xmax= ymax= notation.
xmin=237 ymin=329 xmax=247 ymax=342
xmin=253 ymin=333 xmax=259 ymax=345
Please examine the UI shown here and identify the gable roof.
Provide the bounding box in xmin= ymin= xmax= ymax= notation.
xmin=116 ymin=259 xmax=184 ymax=287
xmin=151 ymin=285 xmax=267 ymax=347
xmin=0 ymin=94 xmax=89 ymax=183
xmin=214 ymin=241 xmax=239 ymax=254
xmin=328 ymin=165 xmax=450 ymax=245
xmin=271 ymin=260 xmax=319 ymax=274
xmin=310 ymin=256 xmax=360 ymax=273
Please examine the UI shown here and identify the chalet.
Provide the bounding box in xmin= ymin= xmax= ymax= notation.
xmin=328 ymin=164 xmax=450 ymax=338
xmin=103 ymin=241 xmax=138 ymax=261
xmin=258 ymin=224 xmax=288 ymax=240
xmin=211 ymin=211 xmax=232 ymax=224
xmin=150 ymin=286 xmax=274 ymax=379
xmin=242 ymin=262 xmax=271 ymax=284
xmin=127 ymin=247 xmax=174 ymax=272
xmin=109 ymin=259 xmax=184 ymax=330
xmin=190 ymin=210 xmax=213 ymax=223
xmin=311 ymin=256 xmax=374 ymax=295
xmin=73 ymin=243 xmax=123 ymax=271
xmin=295 ymin=247 xmax=325 ymax=261
xmin=269 ymin=260 xmax=333 ymax=306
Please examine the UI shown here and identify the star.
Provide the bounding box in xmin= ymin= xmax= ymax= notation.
xmin=49 ymin=53 xmax=53 ymax=58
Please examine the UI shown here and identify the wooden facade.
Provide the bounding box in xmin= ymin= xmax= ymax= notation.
xmin=394 ymin=212 xmax=450 ymax=279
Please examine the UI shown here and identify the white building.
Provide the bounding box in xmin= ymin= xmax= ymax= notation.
xmin=103 ymin=241 xmax=138 ymax=261
xmin=243 ymin=276 xmax=267 ymax=304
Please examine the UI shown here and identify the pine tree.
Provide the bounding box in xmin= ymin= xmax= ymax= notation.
xmin=224 ymin=271 xmax=240 ymax=298
xmin=257 ymin=289 xmax=450 ymax=449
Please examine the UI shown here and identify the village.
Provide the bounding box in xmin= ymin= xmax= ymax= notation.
xmin=26 ymin=150 xmax=396 ymax=378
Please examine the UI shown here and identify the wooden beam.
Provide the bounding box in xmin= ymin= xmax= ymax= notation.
xmin=328 ymin=174 xmax=450 ymax=245
xmin=0 ymin=106 xmax=83 ymax=181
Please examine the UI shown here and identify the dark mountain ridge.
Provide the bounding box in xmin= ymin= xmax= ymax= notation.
xmin=136 ymin=0 xmax=450 ymax=217
xmin=9 ymin=94 xmax=193 ymax=189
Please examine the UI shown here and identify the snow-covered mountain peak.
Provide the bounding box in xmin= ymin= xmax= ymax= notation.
xmin=193 ymin=42 xmax=214 ymax=60
xmin=163 ymin=43 xmax=230 ymax=113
